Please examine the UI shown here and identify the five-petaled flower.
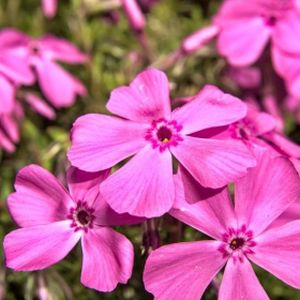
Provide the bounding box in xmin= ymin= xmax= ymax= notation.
xmin=4 ymin=165 xmax=143 ymax=292
xmin=68 ymin=68 xmax=256 ymax=217
xmin=144 ymin=150 xmax=300 ymax=299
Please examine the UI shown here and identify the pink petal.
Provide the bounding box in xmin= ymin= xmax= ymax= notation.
xmin=0 ymin=52 xmax=34 ymax=85
xmin=100 ymin=146 xmax=174 ymax=217
xmin=41 ymin=35 xmax=88 ymax=63
xmin=24 ymin=93 xmax=56 ymax=120
xmin=171 ymin=136 xmax=256 ymax=188
xmin=0 ymin=127 xmax=15 ymax=153
xmin=235 ymin=150 xmax=300 ymax=236
xmin=68 ymin=114 xmax=147 ymax=171
xmin=181 ymin=25 xmax=219 ymax=54
xmin=67 ymin=167 xmax=144 ymax=226
xmin=0 ymin=113 xmax=19 ymax=142
xmin=4 ymin=221 xmax=81 ymax=271
xmin=0 ymin=75 xmax=15 ymax=114
xmin=67 ymin=166 xmax=110 ymax=202
xmin=217 ymin=17 xmax=271 ymax=66
xmin=172 ymin=85 xmax=247 ymax=135
xmin=106 ymin=68 xmax=171 ymax=122
xmin=265 ymin=132 xmax=300 ymax=158
xmin=8 ymin=164 xmax=73 ymax=227
xmin=273 ymin=10 xmax=300 ymax=54
xmin=170 ymin=171 xmax=236 ymax=240
xmin=219 ymin=258 xmax=269 ymax=300
xmin=122 ymin=0 xmax=146 ymax=32
xmin=247 ymin=109 xmax=277 ymax=136
xmin=81 ymin=227 xmax=134 ymax=292
xmin=34 ymin=59 xmax=81 ymax=108
xmin=42 ymin=0 xmax=58 ymax=18
xmin=0 ymin=28 xmax=29 ymax=48
xmin=249 ymin=220 xmax=300 ymax=289
xmin=143 ymin=241 xmax=226 ymax=300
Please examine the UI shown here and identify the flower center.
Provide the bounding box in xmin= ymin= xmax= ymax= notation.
xmin=230 ymin=120 xmax=255 ymax=141
xmin=265 ymin=15 xmax=277 ymax=26
xmin=229 ymin=237 xmax=245 ymax=250
xmin=145 ymin=118 xmax=183 ymax=152
xmin=68 ymin=201 xmax=95 ymax=232
xmin=218 ymin=225 xmax=256 ymax=262
xmin=156 ymin=126 xmax=172 ymax=143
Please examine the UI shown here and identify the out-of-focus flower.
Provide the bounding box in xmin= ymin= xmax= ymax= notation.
xmin=68 ymin=68 xmax=256 ymax=217
xmin=122 ymin=0 xmax=146 ymax=33
xmin=214 ymin=0 xmax=299 ymax=66
xmin=4 ymin=165 xmax=142 ymax=292
xmin=144 ymin=150 xmax=300 ymax=299
xmin=0 ymin=28 xmax=88 ymax=109
xmin=41 ymin=0 xmax=58 ymax=18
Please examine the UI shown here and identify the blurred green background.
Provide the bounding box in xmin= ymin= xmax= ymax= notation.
xmin=0 ymin=0 xmax=299 ymax=299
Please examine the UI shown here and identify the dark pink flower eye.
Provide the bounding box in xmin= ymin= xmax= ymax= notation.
xmin=229 ymin=237 xmax=245 ymax=250
xmin=68 ymin=201 xmax=95 ymax=232
xmin=75 ymin=210 xmax=91 ymax=226
xmin=145 ymin=118 xmax=183 ymax=152
xmin=156 ymin=126 xmax=172 ymax=143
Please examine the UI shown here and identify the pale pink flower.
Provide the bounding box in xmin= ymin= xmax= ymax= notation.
xmin=68 ymin=68 xmax=255 ymax=217
xmin=4 ymin=165 xmax=141 ymax=292
xmin=144 ymin=150 xmax=300 ymax=299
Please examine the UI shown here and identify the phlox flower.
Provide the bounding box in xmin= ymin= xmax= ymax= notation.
xmin=214 ymin=0 xmax=300 ymax=66
xmin=4 ymin=165 xmax=142 ymax=292
xmin=68 ymin=68 xmax=256 ymax=217
xmin=0 ymin=28 xmax=88 ymax=109
xmin=144 ymin=150 xmax=300 ymax=299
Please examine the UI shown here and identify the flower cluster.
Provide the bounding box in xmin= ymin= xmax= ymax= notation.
xmin=4 ymin=67 xmax=300 ymax=299
xmin=3 ymin=1 xmax=300 ymax=299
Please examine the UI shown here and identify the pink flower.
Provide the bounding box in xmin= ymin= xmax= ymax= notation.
xmin=3 ymin=165 xmax=142 ymax=292
xmin=68 ymin=68 xmax=255 ymax=217
xmin=144 ymin=150 xmax=300 ymax=299
xmin=42 ymin=0 xmax=58 ymax=18
xmin=122 ymin=0 xmax=146 ymax=32
xmin=0 ymin=28 xmax=88 ymax=109
xmin=214 ymin=0 xmax=300 ymax=67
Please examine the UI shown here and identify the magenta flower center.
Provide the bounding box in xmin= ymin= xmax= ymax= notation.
xmin=229 ymin=237 xmax=245 ymax=250
xmin=230 ymin=120 xmax=255 ymax=141
xmin=68 ymin=201 xmax=95 ymax=232
xmin=145 ymin=119 xmax=183 ymax=152
xmin=218 ymin=225 xmax=256 ymax=262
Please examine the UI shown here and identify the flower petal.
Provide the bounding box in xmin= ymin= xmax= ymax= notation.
xmin=106 ymin=68 xmax=171 ymax=122
xmin=0 ymin=75 xmax=15 ymax=114
xmin=4 ymin=221 xmax=81 ymax=271
xmin=273 ymin=10 xmax=300 ymax=54
xmin=68 ymin=114 xmax=147 ymax=171
xmin=219 ymin=258 xmax=269 ymax=300
xmin=66 ymin=166 xmax=110 ymax=202
xmin=172 ymin=85 xmax=247 ymax=135
xmin=100 ymin=145 xmax=174 ymax=217
xmin=67 ymin=167 xmax=145 ymax=225
xmin=8 ymin=164 xmax=73 ymax=227
xmin=249 ymin=220 xmax=300 ymax=289
xmin=217 ymin=17 xmax=271 ymax=66
xmin=143 ymin=241 xmax=226 ymax=300
xmin=170 ymin=170 xmax=236 ymax=240
xmin=171 ymin=136 xmax=256 ymax=188
xmin=81 ymin=227 xmax=134 ymax=292
xmin=34 ymin=59 xmax=81 ymax=108
xmin=235 ymin=149 xmax=300 ymax=236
